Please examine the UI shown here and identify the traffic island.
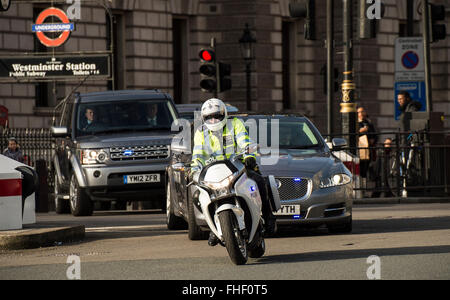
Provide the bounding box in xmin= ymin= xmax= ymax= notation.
xmin=0 ymin=225 xmax=85 ymax=250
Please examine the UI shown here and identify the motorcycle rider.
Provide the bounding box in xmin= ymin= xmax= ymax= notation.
xmin=190 ymin=98 xmax=276 ymax=246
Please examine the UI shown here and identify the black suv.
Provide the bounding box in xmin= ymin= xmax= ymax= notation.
xmin=52 ymin=90 xmax=178 ymax=216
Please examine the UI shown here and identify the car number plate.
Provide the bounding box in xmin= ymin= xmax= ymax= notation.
xmin=274 ymin=205 xmax=301 ymax=216
xmin=124 ymin=174 xmax=160 ymax=184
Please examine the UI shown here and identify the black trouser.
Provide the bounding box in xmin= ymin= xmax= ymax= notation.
xmin=246 ymin=169 xmax=274 ymax=223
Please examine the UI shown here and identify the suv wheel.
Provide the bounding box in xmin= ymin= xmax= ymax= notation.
xmin=69 ymin=173 xmax=93 ymax=216
xmin=166 ymin=180 xmax=186 ymax=230
xmin=54 ymin=173 xmax=70 ymax=214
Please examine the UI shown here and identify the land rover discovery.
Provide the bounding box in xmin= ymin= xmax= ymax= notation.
xmin=52 ymin=90 xmax=178 ymax=216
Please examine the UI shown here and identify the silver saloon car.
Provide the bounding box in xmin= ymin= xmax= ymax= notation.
xmin=243 ymin=115 xmax=354 ymax=233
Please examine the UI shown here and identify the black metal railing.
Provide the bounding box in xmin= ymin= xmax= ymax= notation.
xmin=324 ymin=130 xmax=450 ymax=199
xmin=1 ymin=127 xmax=55 ymax=189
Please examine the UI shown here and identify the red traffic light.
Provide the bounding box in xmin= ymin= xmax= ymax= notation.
xmin=199 ymin=49 xmax=215 ymax=62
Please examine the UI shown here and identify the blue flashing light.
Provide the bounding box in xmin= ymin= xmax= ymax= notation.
xmin=293 ymin=215 xmax=301 ymax=220
xmin=293 ymin=178 xmax=302 ymax=183
xmin=250 ymin=186 xmax=256 ymax=192
xmin=123 ymin=150 xmax=134 ymax=156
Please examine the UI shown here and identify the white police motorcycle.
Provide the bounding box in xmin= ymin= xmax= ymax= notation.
xmin=189 ymin=152 xmax=281 ymax=265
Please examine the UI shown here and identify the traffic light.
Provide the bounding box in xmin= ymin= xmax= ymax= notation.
xmin=199 ymin=48 xmax=217 ymax=93
xmin=289 ymin=0 xmax=315 ymax=40
xmin=218 ymin=62 xmax=231 ymax=93
xmin=429 ymin=4 xmax=447 ymax=43
xmin=359 ymin=0 xmax=385 ymax=39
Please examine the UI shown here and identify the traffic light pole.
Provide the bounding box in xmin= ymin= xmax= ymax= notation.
xmin=340 ymin=0 xmax=357 ymax=155
xmin=211 ymin=38 xmax=219 ymax=98
xmin=421 ymin=0 xmax=433 ymax=112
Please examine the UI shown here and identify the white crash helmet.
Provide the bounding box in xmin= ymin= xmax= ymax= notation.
xmin=201 ymin=98 xmax=228 ymax=132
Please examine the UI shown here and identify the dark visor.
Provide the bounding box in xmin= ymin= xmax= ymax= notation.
xmin=204 ymin=113 xmax=225 ymax=122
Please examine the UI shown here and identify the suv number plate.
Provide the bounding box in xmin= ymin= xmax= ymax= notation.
xmin=124 ymin=174 xmax=160 ymax=184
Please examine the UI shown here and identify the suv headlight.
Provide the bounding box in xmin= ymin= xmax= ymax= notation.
xmin=320 ymin=174 xmax=351 ymax=189
xmin=81 ymin=149 xmax=108 ymax=165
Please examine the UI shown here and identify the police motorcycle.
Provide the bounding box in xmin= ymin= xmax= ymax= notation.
xmin=189 ymin=147 xmax=281 ymax=265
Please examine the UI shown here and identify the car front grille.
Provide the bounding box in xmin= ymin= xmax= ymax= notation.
xmin=110 ymin=145 xmax=169 ymax=161
xmin=276 ymin=177 xmax=311 ymax=201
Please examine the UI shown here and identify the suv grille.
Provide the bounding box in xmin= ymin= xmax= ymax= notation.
xmin=110 ymin=145 xmax=169 ymax=161
xmin=276 ymin=177 xmax=311 ymax=201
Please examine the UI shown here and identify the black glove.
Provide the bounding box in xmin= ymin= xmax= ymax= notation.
xmin=244 ymin=157 xmax=257 ymax=170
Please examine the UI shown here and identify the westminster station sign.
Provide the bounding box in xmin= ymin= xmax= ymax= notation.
xmin=0 ymin=55 xmax=110 ymax=81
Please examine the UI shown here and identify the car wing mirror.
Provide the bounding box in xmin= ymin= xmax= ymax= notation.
xmin=51 ymin=126 xmax=69 ymax=138
xmin=332 ymin=138 xmax=347 ymax=150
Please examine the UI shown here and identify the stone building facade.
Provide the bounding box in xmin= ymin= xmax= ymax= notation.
xmin=0 ymin=0 xmax=449 ymax=134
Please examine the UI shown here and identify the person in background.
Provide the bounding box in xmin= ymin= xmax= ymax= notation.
xmin=397 ymin=91 xmax=422 ymax=115
xmin=81 ymin=107 xmax=107 ymax=132
xmin=3 ymin=137 xmax=24 ymax=163
xmin=146 ymin=104 xmax=159 ymax=126
xmin=371 ymin=138 xmax=395 ymax=198
xmin=357 ymin=106 xmax=378 ymax=196
xmin=397 ymin=91 xmax=422 ymax=135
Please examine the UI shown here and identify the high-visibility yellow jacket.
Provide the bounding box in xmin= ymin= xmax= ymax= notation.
xmin=192 ymin=117 xmax=256 ymax=171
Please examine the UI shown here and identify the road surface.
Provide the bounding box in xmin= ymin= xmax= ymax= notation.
xmin=0 ymin=203 xmax=449 ymax=280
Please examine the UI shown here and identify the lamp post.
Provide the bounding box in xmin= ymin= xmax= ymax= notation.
xmin=239 ymin=23 xmax=256 ymax=111
xmin=340 ymin=0 xmax=357 ymax=155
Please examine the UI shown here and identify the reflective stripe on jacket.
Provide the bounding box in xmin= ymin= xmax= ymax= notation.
xmin=192 ymin=117 xmax=255 ymax=170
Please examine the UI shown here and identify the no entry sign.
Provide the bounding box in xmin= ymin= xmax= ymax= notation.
xmin=32 ymin=7 xmax=74 ymax=48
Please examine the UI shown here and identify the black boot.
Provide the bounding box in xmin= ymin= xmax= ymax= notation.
xmin=208 ymin=231 xmax=219 ymax=247
xmin=264 ymin=215 xmax=277 ymax=236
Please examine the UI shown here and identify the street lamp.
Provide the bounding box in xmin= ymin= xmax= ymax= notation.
xmin=239 ymin=23 xmax=256 ymax=111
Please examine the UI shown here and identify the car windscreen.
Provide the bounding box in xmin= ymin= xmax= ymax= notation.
xmin=76 ymin=99 xmax=177 ymax=137
xmin=242 ymin=118 xmax=322 ymax=150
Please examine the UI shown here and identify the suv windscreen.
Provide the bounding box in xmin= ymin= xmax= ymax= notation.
xmin=76 ymin=99 xmax=177 ymax=137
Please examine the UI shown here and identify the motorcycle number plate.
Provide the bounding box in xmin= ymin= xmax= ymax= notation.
xmin=274 ymin=205 xmax=300 ymax=216
xmin=124 ymin=174 xmax=160 ymax=184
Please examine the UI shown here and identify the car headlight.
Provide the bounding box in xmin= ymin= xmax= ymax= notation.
xmin=81 ymin=149 xmax=108 ymax=165
xmin=203 ymin=174 xmax=234 ymax=197
xmin=320 ymin=174 xmax=351 ymax=189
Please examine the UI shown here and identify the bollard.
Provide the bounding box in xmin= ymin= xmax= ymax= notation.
xmin=35 ymin=160 xmax=49 ymax=213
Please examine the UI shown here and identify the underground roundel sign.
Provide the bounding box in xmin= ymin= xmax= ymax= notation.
xmin=32 ymin=7 xmax=74 ymax=48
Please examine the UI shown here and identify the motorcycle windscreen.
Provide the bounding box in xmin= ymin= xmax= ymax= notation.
xmin=203 ymin=163 xmax=233 ymax=183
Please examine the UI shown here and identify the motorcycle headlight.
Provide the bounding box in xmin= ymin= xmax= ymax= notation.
xmin=320 ymin=173 xmax=351 ymax=189
xmin=81 ymin=149 xmax=108 ymax=165
xmin=203 ymin=174 xmax=234 ymax=197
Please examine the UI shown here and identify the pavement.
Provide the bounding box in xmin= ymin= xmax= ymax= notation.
xmin=0 ymin=196 xmax=448 ymax=251
xmin=0 ymin=224 xmax=85 ymax=251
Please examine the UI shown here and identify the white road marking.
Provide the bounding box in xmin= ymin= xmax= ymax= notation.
xmin=85 ymin=224 xmax=167 ymax=232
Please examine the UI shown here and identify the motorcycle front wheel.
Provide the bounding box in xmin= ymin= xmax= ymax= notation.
xmin=218 ymin=210 xmax=248 ymax=265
